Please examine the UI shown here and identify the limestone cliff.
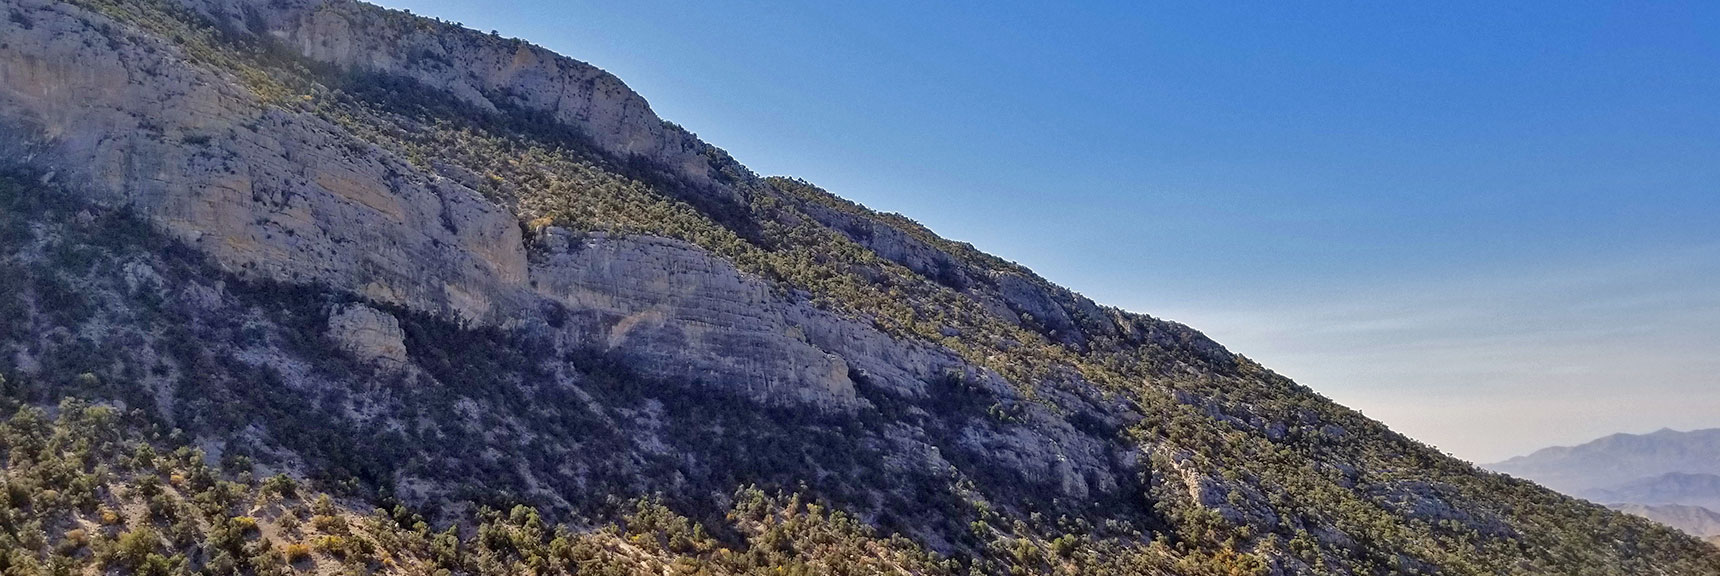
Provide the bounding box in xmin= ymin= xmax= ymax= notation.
xmin=0 ymin=1 xmax=1716 ymax=574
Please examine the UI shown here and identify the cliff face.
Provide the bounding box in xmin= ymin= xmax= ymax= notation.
xmin=0 ymin=0 xmax=1142 ymax=543
xmin=1 ymin=0 xmax=529 ymax=325
xmin=1 ymin=1 xmax=1718 ymax=574
xmin=183 ymin=0 xmax=731 ymax=192
xmin=0 ymin=0 xmax=939 ymax=414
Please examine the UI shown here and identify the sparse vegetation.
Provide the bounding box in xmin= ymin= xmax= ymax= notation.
xmin=0 ymin=398 xmax=960 ymax=575
xmin=3 ymin=1 xmax=1719 ymax=574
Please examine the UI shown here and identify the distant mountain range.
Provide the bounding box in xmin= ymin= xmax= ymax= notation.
xmin=1489 ymin=428 xmax=1720 ymax=494
xmin=1593 ymin=473 xmax=1720 ymax=511
xmin=1608 ymin=504 xmax=1720 ymax=539
xmin=1489 ymin=428 xmax=1720 ymax=539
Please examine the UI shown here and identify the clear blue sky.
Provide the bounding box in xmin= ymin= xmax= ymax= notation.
xmin=376 ymin=0 xmax=1720 ymax=463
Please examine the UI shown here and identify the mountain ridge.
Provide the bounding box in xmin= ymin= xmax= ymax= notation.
xmin=1487 ymin=427 xmax=1720 ymax=542
xmin=1593 ymin=473 xmax=1720 ymax=511
xmin=1608 ymin=503 xmax=1720 ymax=539
xmin=0 ymin=0 xmax=1717 ymax=574
xmin=1488 ymin=428 xmax=1720 ymax=496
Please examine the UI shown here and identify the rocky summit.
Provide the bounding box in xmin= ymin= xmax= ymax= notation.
xmin=1 ymin=1 xmax=1717 ymax=574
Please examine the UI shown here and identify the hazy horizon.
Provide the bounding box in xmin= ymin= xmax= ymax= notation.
xmin=374 ymin=0 xmax=1720 ymax=463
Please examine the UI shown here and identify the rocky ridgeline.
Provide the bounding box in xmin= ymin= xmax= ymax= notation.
xmin=1 ymin=0 xmax=529 ymax=324
xmin=0 ymin=0 xmax=1139 ymax=539
xmin=2 ymin=0 xmax=1719 ymax=574
xmin=185 ymin=0 xmax=730 ymax=193
xmin=0 ymin=0 xmax=957 ymax=413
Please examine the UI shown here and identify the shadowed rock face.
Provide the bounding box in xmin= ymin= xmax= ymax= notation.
xmin=529 ymin=229 xmax=910 ymax=411
xmin=0 ymin=0 xmax=1158 ymax=421
xmin=0 ymin=0 xmax=908 ymax=414
xmin=0 ymin=0 xmax=1152 ymax=544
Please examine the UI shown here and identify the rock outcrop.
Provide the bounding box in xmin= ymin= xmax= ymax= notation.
xmin=0 ymin=0 xmax=529 ymax=325
xmin=327 ymin=303 xmax=409 ymax=366
xmin=2 ymin=0 xmax=1717 ymax=573
xmin=183 ymin=0 xmax=735 ymax=196
xmin=0 ymin=0 xmax=887 ymax=413
xmin=0 ymin=0 xmax=1144 ymax=508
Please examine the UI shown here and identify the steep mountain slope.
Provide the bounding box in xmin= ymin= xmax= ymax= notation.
xmin=0 ymin=397 xmax=959 ymax=575
xmin=1 ymin=0 xmax=1718 ymax=574
xmin=1610 ymin=504 xmax=1720 ymax=539
xmin=1489 ymin=428 xmax=1720 ymax=495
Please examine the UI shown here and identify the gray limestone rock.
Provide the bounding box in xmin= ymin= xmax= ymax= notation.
xmin=327 ymin=303 xmax=409 ymax=366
